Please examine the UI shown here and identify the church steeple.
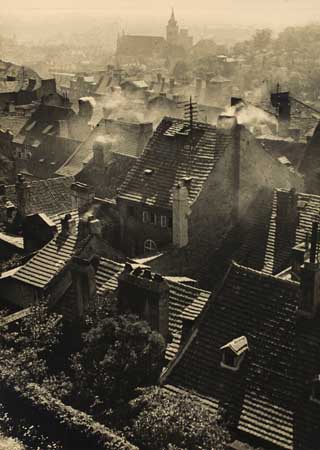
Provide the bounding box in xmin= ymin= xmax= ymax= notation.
xmin=166 ymin=8 xmax=179 ymax=44
xmin=169 ymin=8 xmax=177 ymax=25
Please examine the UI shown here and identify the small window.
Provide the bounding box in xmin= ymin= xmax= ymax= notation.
xmin=150 ymin=212 xmax=157 ymax=225
xmin=160 ymin=215 xmax=167 ymax=228
xmin=144 ymin=239 xmax=157 ymax=253
xmin=6 ymin=209 xmax=13 ymax=220
xmin=128 ymin=205 xmax=135 ymax=217
xmin=142 ymin=211 xmax=149 ymax=223
xmin=220 ymin=336 xmax=249 ymax=372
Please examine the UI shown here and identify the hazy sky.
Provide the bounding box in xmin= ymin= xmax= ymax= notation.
xmin=2 ymin=0 xmax=320 ymax=28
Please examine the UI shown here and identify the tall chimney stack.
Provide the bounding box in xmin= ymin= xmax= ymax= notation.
xmin=16 ymin=173 xmax=31 ymax=218
xmin=70 ymin=255 xmax=99 ymax=319
xmin=118 ymin=265 xmax=170 ymax=341
xmin=299 ymin=219 xmax=320 ymax=318
xmin=172 ymin=181 xmax=190 ymax=248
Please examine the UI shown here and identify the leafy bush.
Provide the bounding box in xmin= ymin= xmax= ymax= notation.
xmin=70 ymin=313 xmax=166 ymax=412
xmin=126 ymin=387 xmax=229 ymax=450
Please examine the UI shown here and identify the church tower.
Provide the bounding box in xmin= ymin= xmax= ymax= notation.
xmin=166 ymin=8 xmax=179 ymax=45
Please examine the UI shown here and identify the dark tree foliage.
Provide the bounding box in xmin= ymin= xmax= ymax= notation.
xmin=70 ymin=306 xmax=166 ymax=412
xmin=0 ymin=303 xmax=64 ymax=389
xmin=126 ymin=387 xmax=229 ymax=450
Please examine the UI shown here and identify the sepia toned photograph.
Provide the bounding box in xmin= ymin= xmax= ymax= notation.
xmin=0 ymin=0 xmax=319 ymax=449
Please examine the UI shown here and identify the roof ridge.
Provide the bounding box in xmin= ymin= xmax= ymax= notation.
xmin=232 ymin=260 xmax=299 ymax=288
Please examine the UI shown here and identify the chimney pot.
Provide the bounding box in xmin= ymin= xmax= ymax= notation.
xmin=143 ymin=269 xmax=152 ymax=279
xmin=124 ymin=262 xmax=133 ymax=272
xmin=154 ymin=273 xmax=163 ymax=282
xmin=132 ymin=267 xmax=143 ymax=277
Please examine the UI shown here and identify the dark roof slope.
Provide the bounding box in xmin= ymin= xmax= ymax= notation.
xmin=118 ymin=117 xmax=232 ymax=208
xmin=91 ymin=258 xmax=211 ymax=361
xmin=4 ymin=176 xmax=74 ymax=219
xmin=163 ymin=262 xmax=320 ymax=450
xmin=12 ymin=210 xmax=79 ymax=288
xmin=263 ymin=189 xmax=320 ymax=275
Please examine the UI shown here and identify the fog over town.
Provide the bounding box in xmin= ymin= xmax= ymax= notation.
xmin=0 ymin=1 xmax=320 ymax=450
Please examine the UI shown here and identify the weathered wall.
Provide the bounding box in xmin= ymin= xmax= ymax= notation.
xmin=118 ymin=199 xmax=172 ymax=257
xmin=189 ymin=127 xmax=239 ymax=250
xmin=239 ymin=126 xmax=304 ymax=217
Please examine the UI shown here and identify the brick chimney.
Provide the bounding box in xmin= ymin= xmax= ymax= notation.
xmin=160 ymin=77 xmax=166 ymax=93
xmin=93 ymin=136 xmax=113 ymax=167
xmin=169 ymin=78 xmax=175 ymax=93
xmin=270 ymin=91 xmax=291 ymax=137
xmin=15 ymin=173 xmax=32 ymax=217
xmin=118 ymin=264 xmax=170 ymax=341
xmin=299 ymin=219 xmax=320 ymax=318
xmin=78 ymin=97 xmax=95 ymax=122
xmin=272 ymin=188 xmax=298 ymax=275
xmin=70 ymin=255 xmax=99 ymax=319
xmin=58 ymin=120 xmax=70 ymax=138
xmin=172 ymin=180 xmax=190 ymax=248
xmin=71 ymin=182 xmax=95 ymax=212
xmin=60 ymin=213 xmax=77 ymax=235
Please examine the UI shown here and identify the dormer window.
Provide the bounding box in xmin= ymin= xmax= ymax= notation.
xmin=310 ymin=375 xmax=320 ymax=404
xmin=220 ymin=336 xmax=249 ymax=372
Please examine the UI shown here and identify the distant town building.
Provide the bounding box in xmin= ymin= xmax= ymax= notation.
xmin=116 ymin=9 xmax=193 ymax=61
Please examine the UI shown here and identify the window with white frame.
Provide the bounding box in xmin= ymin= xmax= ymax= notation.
xmin=150 ymin=212 xmax=157 ymax=225
xmin=160 ymin=215 xmax=167 ymax=228
xmin=142 ymin=211 xmax=149 ymax=223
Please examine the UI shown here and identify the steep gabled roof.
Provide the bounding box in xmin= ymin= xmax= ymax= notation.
xmin=118 ymin=117 xmax=232 ymax=208
xmin=12 ymin=210 xmax=80 ymax=289
xmin=163 ymin=262 xmax=320 ymax=450
xmin=4 ymin=176 xmax=74 ymax=219
xmin=263 ymin=189 xmax=320 ymax=275
xmin=94 ymin=258 xmax=210 ymax=361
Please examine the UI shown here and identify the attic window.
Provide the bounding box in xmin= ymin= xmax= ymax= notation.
xmin=220 ymin=336 xmax=249 ymax=372
xmin=144 ymin=169 xmax=154 ymax=176
xmin=310 ymin=375 xmax=320 ymax=404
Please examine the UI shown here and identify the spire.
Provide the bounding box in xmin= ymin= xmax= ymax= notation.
xmin=168 ymin=7 xmax=177 ymax=25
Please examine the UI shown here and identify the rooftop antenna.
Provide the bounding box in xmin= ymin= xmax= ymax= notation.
xmin=178 ymin=96 xmax=198 ymax=150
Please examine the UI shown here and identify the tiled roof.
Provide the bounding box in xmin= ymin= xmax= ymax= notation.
xmin=118 ymin=117 xmax=231 ymax=208
xmin=163 ymin=262 xmax=320 ymax=450
xmin=56 ymin=117 xmax=149 ymax=178
xmin=263 ymin=189 xmax=320 ymax=275
xmin=95 ymin=258 xmax=210 ymax=361
xmin=78 ymin=152 xmax=137 ymax=199
xmin=4 ymin=176 xmax=74 ymax=219
xmin=24 ymin=135 xmax=81 ymax=179
xmin=258 ymin=138 xmax=306 ymax=170
xmin=0 ymin=114 xmax=29 ymax=136
xmin=256 ymin=96 xmax=320 ymax=138
xmin=15 ymin=104 xmax=76 ymax=147
xmin=12 ymin=210 xmax=79 ymax=288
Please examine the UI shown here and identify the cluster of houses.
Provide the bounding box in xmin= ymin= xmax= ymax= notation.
xmin=2 ymin=48 xmax=320 ymax=448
